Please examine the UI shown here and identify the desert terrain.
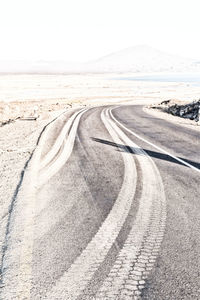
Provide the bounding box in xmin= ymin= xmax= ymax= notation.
xmin=0 ymin=73 xmax=199 ymax=299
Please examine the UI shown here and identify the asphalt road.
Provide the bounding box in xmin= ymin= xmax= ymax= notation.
xmin=0 ymin=105 xmax=199 ymax=300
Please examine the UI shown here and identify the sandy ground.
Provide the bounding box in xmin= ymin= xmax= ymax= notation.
xmin=0 ymin=73 xmax=199 ymax=269
xmin=0 ymin=118 xmax=45 ymax=263
xmin=1 ymin=73 xmax=200 ymax=124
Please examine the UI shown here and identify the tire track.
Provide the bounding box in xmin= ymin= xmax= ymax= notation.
xmin=0 ymin=108 xmax=86 ymax=300
xmin=40 ymin=108 xmax=85 ymax=170
xmin=43 ymin=108 xmax=137 ymax=300
xmin=38 ymin=108 xmax=88 ymax=187
xmin=95 ymin=108 xmax=166 ymax=299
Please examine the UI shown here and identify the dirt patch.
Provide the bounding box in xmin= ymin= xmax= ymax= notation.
xmin=0 ymin=99 xmax=80 ymax=126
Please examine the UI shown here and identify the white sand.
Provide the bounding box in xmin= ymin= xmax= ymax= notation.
xmin=0 ymin=73 xmax=199 ymax=104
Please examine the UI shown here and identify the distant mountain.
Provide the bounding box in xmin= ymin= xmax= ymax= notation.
xmin=0 ymin=45 xmax=200 ymax=73
xmin=85 ymin=45 xmax=200 ymax=73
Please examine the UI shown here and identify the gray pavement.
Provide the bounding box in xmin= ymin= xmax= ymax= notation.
xmin=0 ymin=105 xmax=199 ymax=299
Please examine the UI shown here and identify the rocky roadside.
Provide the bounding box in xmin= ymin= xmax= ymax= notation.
xmin=145 ymin=99 xmax=200 ymax=132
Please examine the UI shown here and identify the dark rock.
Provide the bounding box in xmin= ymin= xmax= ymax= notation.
xmin=161 ymin=100 xmax=171 ymax=105
xmin=168 ymin=100 xmax=200 ymax=122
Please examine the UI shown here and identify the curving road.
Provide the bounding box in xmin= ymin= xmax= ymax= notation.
xmin=0 ymin=105 xmax=200 ymax=300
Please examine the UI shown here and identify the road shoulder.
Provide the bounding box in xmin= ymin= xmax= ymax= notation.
xmin=143 ymin=106 xmax=200 ymax=133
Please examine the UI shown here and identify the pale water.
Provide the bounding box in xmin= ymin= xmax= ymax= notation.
xmin=118 ymin=73 xmax=200 ymax=86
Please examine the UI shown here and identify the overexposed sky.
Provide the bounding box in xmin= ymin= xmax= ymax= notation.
xmin=0 ymin=0 xmax=200 ymax=62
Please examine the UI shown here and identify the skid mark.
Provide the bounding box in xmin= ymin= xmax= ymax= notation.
xmin=43 ymin=108 xmax=137 ymax=299
xmin=95 ymin=108 xmax=166 ymax=299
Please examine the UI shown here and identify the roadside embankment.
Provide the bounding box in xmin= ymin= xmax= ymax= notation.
xmin=145 ymin=99 xmax=200 ymax=132
xmin=167 ymin=99 xmax=200 ymax=121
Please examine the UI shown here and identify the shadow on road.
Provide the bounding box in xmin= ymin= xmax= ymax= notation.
xmin=91 ymin=137 xmax=200 ymax=170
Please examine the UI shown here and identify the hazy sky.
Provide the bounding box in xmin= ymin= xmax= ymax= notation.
xmin=0 ymin=0 xmax=200 ymax=62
